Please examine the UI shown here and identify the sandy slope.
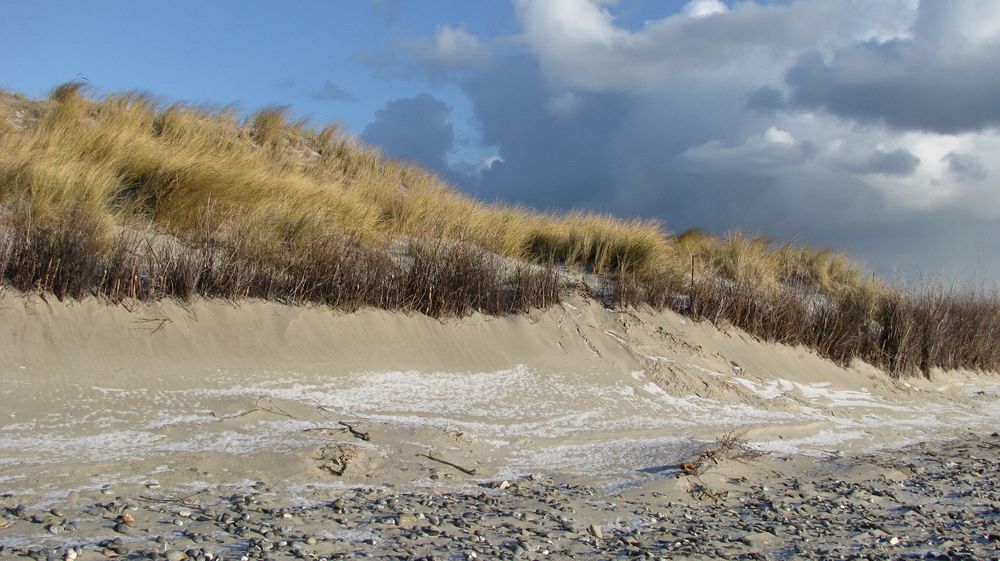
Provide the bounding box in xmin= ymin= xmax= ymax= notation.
xmin=1 ymin=291 xmax=998 ymax=507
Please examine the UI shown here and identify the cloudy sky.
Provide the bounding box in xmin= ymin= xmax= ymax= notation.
xmin=3 ymin=0 xmax=999 ymax=282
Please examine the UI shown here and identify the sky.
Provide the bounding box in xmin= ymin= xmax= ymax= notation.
xmin=2 ymin=0 xmax=999 ymax=282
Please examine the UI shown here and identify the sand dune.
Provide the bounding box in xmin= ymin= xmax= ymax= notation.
xmin=2 ymin=292 xmax=998 ymax=508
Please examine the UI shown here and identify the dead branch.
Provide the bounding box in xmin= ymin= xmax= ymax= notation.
xmin=338 ymin=421 xmax=370 ymax=441
xmin=132 ymin=317 xmax=173 ymax=335
xmin=211 ymin=397 xmax=294 ymax=422
xmin=134 ymin=487 xmax=210 ymax=508
xmin=417 ymin=453 xmax=477 ymax=475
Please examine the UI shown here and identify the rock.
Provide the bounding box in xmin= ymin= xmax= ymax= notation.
xmin=47 ymin=524 xmax=64 ymax=535
xmin=588 ymin=524 xmax=604 ymax=540
xmin=305 ymin=536 xmax=317 ymax=546
xmin=165 ymin=550 xmax=189 ymax=561
xmin=119 ymin=513 xmax=135 ymax=526
xmin=397 ymin=513 xmax=418 ymax=528
xmin=889 ymin=536 xmax=900 ymax=545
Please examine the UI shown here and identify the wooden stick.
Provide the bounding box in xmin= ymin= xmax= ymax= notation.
xmin=417 ymin=453 xmax=477 ymax=475
xmin=338 ymin=421 xmax=370 ymax=441
xmin=212 ymin=397 xmax=294 ymax=422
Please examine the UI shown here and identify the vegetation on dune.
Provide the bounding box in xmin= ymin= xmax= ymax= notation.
xmin=1 ymin=83 xmax=999 ymax=377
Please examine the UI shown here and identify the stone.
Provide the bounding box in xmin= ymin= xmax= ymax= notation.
xmin=588 ymin=524 xmax=604 ymax=540
xmin=165 ymin=551 xmax=189 ymax=561
xmin=397 ymin=513 xmax=418 ymax=528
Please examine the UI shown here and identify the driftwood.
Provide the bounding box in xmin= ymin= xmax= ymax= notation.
xmin=417 ymin=453 xmax=477 ymax=475
xmin=134 ymin=488 xmax=209 ymax=508
xmin=338 ymin=421 xmax=371 ymax=441
xmin=211 ymin=397 xmax=294 ymax=422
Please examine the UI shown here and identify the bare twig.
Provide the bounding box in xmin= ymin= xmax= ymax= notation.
xmin=132 ymin=317 xmax=173 ymax=335
xmin=417 ymin=453 xmax=477 ymax=475
xmin=212 ymin=397 xmax=294 ymax=421
xmin=134 ymin=487 xmax=210 ymax=508
xmin=682 ymin=431 xmax=766 ymax=476
xmin=338 ymin=421 xmax=370 ymax=441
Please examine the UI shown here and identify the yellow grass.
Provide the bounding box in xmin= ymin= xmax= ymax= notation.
xmin=0 ymin=83 xmax=879 ymax=296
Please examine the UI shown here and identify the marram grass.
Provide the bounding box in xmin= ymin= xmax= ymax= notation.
xmin=3 ymin=84 xmax=1000 ymax=377
xmin=0 ymin=84 xmax=866 ymax=289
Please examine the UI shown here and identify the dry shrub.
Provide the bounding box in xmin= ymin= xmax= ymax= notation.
xmin=0 ymin=204 xmax=561 ymax=317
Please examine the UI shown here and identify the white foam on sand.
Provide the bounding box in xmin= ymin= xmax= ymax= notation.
xmin=4 ymin=362 xmax=1000 ymax=482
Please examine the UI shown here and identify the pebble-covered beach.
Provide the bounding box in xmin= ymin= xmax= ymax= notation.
xmin=3 ymin=433 xmax=998 ymax=561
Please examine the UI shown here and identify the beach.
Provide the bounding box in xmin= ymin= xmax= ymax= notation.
xmin=2 ymin=293 xmax=999 ymax=559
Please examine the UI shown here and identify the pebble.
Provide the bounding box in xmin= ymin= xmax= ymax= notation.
xmin=2 ymin=433 xmax=998 ymax=561
xmin=588 ymin=524 xmax=603 ymax=539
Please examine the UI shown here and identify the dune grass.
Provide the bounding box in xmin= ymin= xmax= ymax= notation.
xmin=2 ymin=84 xmax=999 ymax=376
xmin=0 ymin=84 xmax=866 ymax=285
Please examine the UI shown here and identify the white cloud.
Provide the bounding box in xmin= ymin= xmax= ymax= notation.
xmin=477 ymin=155 xmax=504 ymax=173
xmin=513 ymin=0 xmax=916 ymax=92
xmin=682 ymin=0 xmax=728 ymax=19
xmin=410 ymin=25 xmax=492 ymax=68
xmin=455 ymin=0 xmax=1000 ymax=278
xmin=764 ymin=126 xmax=794 ymax=145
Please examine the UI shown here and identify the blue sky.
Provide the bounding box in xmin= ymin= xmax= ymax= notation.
xmin=3 ymin=1 xmax=1000 ymax=281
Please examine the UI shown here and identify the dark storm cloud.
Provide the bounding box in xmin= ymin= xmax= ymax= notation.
xmin=311 ymin=81 xmax=359 ymax=102
xmin=786 ymin=47 xmax=1000 ymax=134
xmin=785 ymin=1 xmax=1000 ymax=134
xmin=868 ymin=148 xmax=920 ymax=176
xmin=745 ymin=86 xmax=786 ymax=113
xmin=457 ymin=52 xmax=1000 ymax=281
xmin=835 ymin=148 xmax=920 ymax=177
xmin=361 ymin=93 xmax=455 ymax=172
xmin=946 ymin=152 xmax=988 ymax=183
xmin=359 ymin=0 xmax=1000 ymax=281
xmin=462 ymin=57 xmax=632 ymax=210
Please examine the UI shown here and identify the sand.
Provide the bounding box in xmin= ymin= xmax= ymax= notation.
xmin=1 ymin=291 xmax=999 ymax=557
